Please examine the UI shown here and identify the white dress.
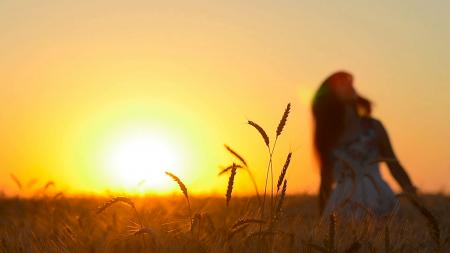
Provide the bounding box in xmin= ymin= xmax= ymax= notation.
xmin=322 ymin=122 xmax=399 ymax=220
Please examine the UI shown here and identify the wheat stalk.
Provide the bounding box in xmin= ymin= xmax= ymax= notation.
xmin=98 ymin=197 xmax=145 ymax=228
xmin=224 ymin=144 xmax=248 ymax=167
xmin=276 ymin=103 xmax=291 ymax=137
xmin=218 ymin=164 xmax=243 ymax=175
xmin=222 ymin=145 xmax=260 ymax=202
xmin=219 ymin=163 xmax=260 ymax=203
xmin=248 ymin=120 xmax=270 ymax=148
xmin=231 ymin=218 xmax=265 ymax=230
xmin=226 ymin=164 xmax=237 ymax=207
xmin=43 ymin=181 xmax=55 ymax=191
xmin=9 ymin=174 xmax=22 ymax=190
xmin=277 ymin=152 xmax=292 ymax=193
xmin=97 ymin=196 xmax=136 ymax=214
xmin=261 ymin=103 xmax=292 ymax=222
xmin=165 ymin=171 xmax=191 ymax=212
xmin=275 ymin=179 xmax=287 ymax=220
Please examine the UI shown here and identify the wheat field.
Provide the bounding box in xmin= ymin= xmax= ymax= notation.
xmin=1 ymin=103 xmax=449 ymax=253
xmin=0 ymin=194 xmax=449 ymax=253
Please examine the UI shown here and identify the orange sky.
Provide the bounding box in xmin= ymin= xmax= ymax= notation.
xmin=1 ymin=1 xmax=449 ymax=196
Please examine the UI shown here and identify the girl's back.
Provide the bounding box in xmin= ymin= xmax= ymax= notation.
xmin=323 ymin=117 xmax=398 ymax=219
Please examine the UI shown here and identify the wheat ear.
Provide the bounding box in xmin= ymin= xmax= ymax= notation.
xmin=10 ymin=174 xmax=22 ymax=190
xmin=165 ymin=171 xmax=191 ymax=212
xmin=277 ymin=152 xmax=292 ymax=193
xmin=97 ymin=196 xmax=136 ymax=214
xmin=248 ymin=120 xmax=270 ymax=148
xmin=224 ymin=144 xmax=248 ymax=167
xmin=226 ymin=164 xmax=237 ymax=207
xmin=218 ymin=164 xmax=243 ymax=175
xmin=276 ymin=103 xmax=291 ymax=137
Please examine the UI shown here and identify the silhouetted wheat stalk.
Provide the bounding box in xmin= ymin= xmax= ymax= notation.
xmin=248 ymin=120 xmax=270 ymax=148
xmin=231 ymin=218 xmax=265 ymax=230
xmin=277 ymin=152 xmax=292 ymax=194
xmin=276 ymin=103 xmax=290 ymax=137
xmin=97 ymin=196 xmax=135 ymax=214
xmin=274 ymin=179 xmax=287 ymax=221
xmin=165 ymin=171 xmax=191 ymax=214
xmin=10 ymin=174 xmax=22 ymax=190
xmin=226 ymin=164 xmax=237 ymax=207
xmin=224 ymin=145 xmax=248 ymax=167
xmin=43 ymin=181 xmax=54 ymax=191
xmin=223 ymin=145 xmax=260 ymax=201
xmin=242 ymin=103 xmax=293 ymax=253
xmin=218 ymin=164 xmax=243 ymax=175
xmin=253 ymin=103 xmax=291 ymax=221
xmin=223 ymin=113 xmax=292 ymax=247
xmin=97 ymin=196 xmax=144 ymax=228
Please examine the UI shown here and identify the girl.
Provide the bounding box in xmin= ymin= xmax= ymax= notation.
xmin=312 ymin=71 xmax=416 ymax=219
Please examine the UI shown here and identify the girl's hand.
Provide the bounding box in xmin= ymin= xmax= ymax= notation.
xmin=405 ymin=184 xmax=418 ymax=196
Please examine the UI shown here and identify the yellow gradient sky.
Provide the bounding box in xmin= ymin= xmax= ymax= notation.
xmin=1 ymin=1 xmax=449 ymax=196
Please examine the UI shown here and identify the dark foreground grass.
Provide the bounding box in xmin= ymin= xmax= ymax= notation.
xmin=0 ymin=194 xmax=448 ymax=253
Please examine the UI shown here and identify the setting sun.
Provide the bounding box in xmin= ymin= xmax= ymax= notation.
xmin=102 ymin=130 xmax=182 ymax=192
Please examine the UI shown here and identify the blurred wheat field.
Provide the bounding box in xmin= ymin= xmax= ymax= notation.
xmin=1 ymin=103 xmax=448 ymax=253
xmin=0 ymin=195 xmax=449 ymax=253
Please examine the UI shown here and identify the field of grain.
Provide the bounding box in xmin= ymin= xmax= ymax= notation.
xmin=1 ymin=103 xmax=448 ymax=253
xmin=0 ymin=194 xmax=448 ymax=253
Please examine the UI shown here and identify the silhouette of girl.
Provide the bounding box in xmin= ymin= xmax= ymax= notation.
xmin=312 ymin=71 xmax=417 ymax=219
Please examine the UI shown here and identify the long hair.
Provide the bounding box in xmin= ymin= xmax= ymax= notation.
xmin=312 ymin=71 xmax=372 ymax=188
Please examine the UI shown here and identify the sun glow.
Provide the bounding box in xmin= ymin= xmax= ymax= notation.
xmin=103 ymin=129 xmax=182 ymax=192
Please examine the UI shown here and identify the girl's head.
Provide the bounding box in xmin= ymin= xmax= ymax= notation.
xmin=312 ymin=71 xmax=372 ymax=169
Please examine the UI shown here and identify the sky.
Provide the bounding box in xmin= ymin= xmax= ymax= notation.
xmin=0 ymin=1 xmax=449 ymax=196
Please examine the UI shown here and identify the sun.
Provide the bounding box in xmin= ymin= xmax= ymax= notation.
xmin=103 ymin=130 xmax=182 ymax=192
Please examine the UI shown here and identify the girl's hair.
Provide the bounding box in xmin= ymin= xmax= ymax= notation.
xmin=312 ymin=71 xmax=372 ymax=180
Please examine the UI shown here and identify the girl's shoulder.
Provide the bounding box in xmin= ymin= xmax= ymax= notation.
xmin=361 ymin=116 xmax=387 ymax=141
xmin=361 ymin=116 xmax=383 ymax=130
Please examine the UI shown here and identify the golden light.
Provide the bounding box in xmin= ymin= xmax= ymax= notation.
xmin=102 ymin=129 xmax=182 ymax=192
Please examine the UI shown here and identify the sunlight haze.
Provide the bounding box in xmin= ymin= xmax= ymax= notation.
xmin=0 ymin=1 xmax=449 ymax=196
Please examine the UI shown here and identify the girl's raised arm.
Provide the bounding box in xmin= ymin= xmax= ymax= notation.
xmin=374 ymin=119 xmax=417 ymax=195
